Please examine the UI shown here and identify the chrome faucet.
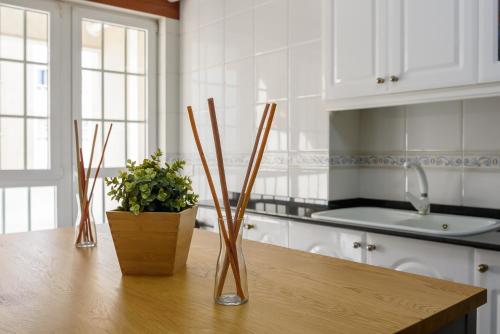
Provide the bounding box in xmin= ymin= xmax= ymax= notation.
xmin=404 ymin=161 xmax=430 ymax=215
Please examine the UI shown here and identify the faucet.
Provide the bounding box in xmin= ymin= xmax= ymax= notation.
xmin=404 ymin=161 xmax=430 ymax=215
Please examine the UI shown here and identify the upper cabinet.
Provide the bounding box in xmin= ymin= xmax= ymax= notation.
xmin=323 ymin=0 xmax=491 ymax=109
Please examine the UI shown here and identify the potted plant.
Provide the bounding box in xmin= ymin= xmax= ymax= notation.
xmin=105 ymin=150 xmax=198 ymax=276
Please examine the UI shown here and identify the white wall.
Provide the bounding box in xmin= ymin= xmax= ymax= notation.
xmin=178 ymin=0 xmax=328 ymax=201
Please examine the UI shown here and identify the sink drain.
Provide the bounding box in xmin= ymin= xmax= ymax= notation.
xmin=442 ymin=224 xmax=449 ymax=230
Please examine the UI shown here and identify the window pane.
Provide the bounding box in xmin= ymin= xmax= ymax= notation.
xmin=27 ymin=119 xmax=49 ymax=169
xmin=104 ymin=121 xmax=124 ymax=167
xmin=127 ymin=122 xmax=145 ymax=163
xmin=104 ymin=72 xmax=125 ymax=120
xmin=0 ymin=61 xmax=24 ymax=116
xmin=0 ymin=6 xmax=24 ymax=60
xmin=82 ymin=70 xmax=102 ymax=119
xmin=5 ymin=187 xmax=28 ymax=233
xmin=27 ymin=64 xmax=48 ymax=116
xmin=26 ymin=11 xmax=48 ymax=63
xmin=127 ymin=75 xmax=145 ymax=121
xmin=1 ymin=117 xmax=24 ymax=169
xmin=90 ymin=178 xmax=104 ymax=224
xmin=104 ymin=24 xmax=125 ymax=72
xmin=127 ymin=29 xmax=145 ymax=74
xmin=82 ymin=121 xmax=102 ymax=168
xmin=82 ymin=20 xmax=102 ymax=69
xmin=30 ymin=186 xmax=56 ymax=231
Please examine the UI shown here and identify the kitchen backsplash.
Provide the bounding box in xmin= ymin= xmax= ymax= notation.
xmin=178 ymin=0 xmax=500 ymax=210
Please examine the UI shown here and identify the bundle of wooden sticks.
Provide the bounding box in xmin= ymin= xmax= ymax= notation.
xmin=73 ymin=120 xmax=113 ymax=245
xmin=187 ymin=98 xmax=276 ymax=300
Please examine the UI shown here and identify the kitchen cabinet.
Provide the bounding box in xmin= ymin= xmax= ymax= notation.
xmin=324 ymin=0 xmax=477 ymax=100
xmin=474 ymin=249 xmax=500 ymax=334
xmin=243 ymin=214 xmax=289 ymax=247
xmin=366 ymin=233 xmax=473 ymax=284
xmin=289 ymin=221 xmax=365 ymax=262
xmin=479 ymin=0 xmax=500 ymax=83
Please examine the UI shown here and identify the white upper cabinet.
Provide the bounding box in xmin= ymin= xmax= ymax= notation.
xmin=479 ymin=0 xmax=500 ymax=82
xmin=389 ymin=0 xmax=477 ymax=92
xmin=324 ymin=0 xmax=479 ymax=103
xmin=325 ymin=0 xmax=388 ymax=99
xmin=474 ymin=249 xmax=500 ymax=334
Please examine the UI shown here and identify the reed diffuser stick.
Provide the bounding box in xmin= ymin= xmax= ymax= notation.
xmin=233 ymin=104 xmax=270 ymax=223
xmin=186 ymin=106 xmax=244 ymax=298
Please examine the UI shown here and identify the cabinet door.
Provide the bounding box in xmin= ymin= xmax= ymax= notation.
xmin=389 ymin=0 xmax=477 ymax=92
xmin=242 ymin=214 xmax=288 ymax=247
xmin=478 ymin=0 xmax=500 ymax=82
xmin=366 ymin=233 xmax=473 ymax=284
xmin=289 ymin=222 xmax=366 ymax=263
xmin=324 ymin=0 xmax=389 ymax=99
xmin=474 ymin=249 xmax=500 ymax=334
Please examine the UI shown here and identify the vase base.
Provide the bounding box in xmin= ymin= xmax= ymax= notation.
xmin=215 ymin=294 xmax=248 ymax=306
xmin=75 ymin=241 xmax=97 ymax=248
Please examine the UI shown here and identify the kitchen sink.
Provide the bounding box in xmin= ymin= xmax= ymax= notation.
xmin=311 ymin=207 xmax=500 ymax=236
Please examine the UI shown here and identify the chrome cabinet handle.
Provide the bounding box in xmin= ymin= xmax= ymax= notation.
xmin=353 ymin=242 xmax=362 ymax=249
xmin=366 ymin=244 xmax=377 ymax=252
xmin=243 ymin=223 xmax=255 ymax=230
xmin=376 ymin=77 xmax=385 ymax=84
xmin=390 ymin=75 xmax=399 ymax=82
xmin=478 ymin=264 xmax=489 ymax=273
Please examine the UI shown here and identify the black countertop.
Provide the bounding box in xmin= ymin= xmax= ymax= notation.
xmin=198 ymin=193 xmax=500 ymax=252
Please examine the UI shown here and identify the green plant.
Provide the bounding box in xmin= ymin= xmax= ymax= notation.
xmin=105 ymin=149 xmax=198 ymax=215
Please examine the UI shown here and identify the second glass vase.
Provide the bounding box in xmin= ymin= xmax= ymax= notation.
xmin=214 ymin=216 xmax=248 ymax=306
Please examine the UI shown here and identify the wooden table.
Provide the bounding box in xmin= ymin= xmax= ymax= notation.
xmin=0 ymin=226 xmax=486 ymax=333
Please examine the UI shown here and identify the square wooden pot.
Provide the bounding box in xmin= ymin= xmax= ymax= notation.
xmin=106 ymin=206 xmax=198 ymax=276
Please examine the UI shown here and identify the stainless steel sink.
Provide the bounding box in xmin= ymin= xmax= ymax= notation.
xmin=311 ymin=207 xmax=500 ymax=236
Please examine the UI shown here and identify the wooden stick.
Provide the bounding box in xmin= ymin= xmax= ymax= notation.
xmin=233 ymin=104 xmax=270 ymax=223
xmin=186 ymin=106 xmax=244 ymax=298
xmin=216 ymin=103 xmax=277 ymax=294
xmin=235 ymin=103 xmax=277 ymax=229
xmin=83 ymin=124 xmax=99 ymax=197
xmin=207 ymin=98 xmax=235 ymax=242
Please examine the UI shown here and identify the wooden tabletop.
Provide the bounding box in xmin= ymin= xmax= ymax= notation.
xmin=0 ymin=226 xmax=486 ymax=334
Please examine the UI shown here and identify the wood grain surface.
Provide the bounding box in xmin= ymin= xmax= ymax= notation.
xmin=88 ymin=0 xmax=179 ymax=19
xmin=0 ymin=226 xmax=486 ymax=333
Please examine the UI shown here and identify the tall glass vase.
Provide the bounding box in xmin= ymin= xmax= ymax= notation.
xmin=74 ymin=193 xmax=97 ymax=248
xmin=214 ymin=216 xmax=248 ymax=306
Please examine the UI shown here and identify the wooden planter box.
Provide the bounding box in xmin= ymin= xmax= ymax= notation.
xmin=106 ymin=206 xmax=198 ymax=276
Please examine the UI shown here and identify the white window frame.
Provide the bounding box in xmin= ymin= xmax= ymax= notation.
xmin=71 ymin=6 xmax=158 ymax=222
xmin=0 ymin=0 xmax=72 ymax=229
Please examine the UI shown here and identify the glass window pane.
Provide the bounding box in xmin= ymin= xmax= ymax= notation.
xmin=91 ymin=178 xmax=104 ymax=224
xmin=82 ymin=70 xmax=102 ymax=119
xmin=82 ymin=121 xmax=102 ymax=168
xmin=127 ymin=75 xmax=145 ymax=121
xmin=30 ymin=186 xmax=56 ymax=231
xmin=1 ymin=117 xmax=24 ymax=170
xmin=26 ymin=11 xmax=48 ymax=63
xmin=5 ymin=187 xmax=28 ymax=233
xmin=104 ymin=72 xmax=125 ymax=120
xmin=0 ymin=6 xmax=24 ymax=60
xmin=0 ymin=61 xmax=24 ymax=116
xmin=27 ymin=64 xmax=48 ymax=116
xmin=82 ymin=20 xmax=102 ymax=69
xmin=127 ymin=29 xmax=145 ymax=74
xmin=127 ymin=123 xmax=145 ymax=163
xmin=27 ymin=119 xmax=49 ymax=169
xmin=104 ymin=121 xmax=124 ymax=167
xmin=104 ymin=24 xmax=125 ymax=72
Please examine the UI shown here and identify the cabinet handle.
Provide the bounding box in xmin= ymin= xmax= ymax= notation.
xmin=376 ymin=77 xmax=385 ymax=84
xmin=366 ymin=244 xmax=377 ymax=252
xmin=353 ymin=241 xmax=362 ymax=249
xmin=478 ymin=264 xmax=489 ymax=273
xmin=390 ymin=75 xmax=399 ymax=82
xmin=243 ymin=223 xmax=255 ymax=230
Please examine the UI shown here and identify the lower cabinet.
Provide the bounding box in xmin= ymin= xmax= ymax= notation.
xmin=366 ymin=233 xmax=473 ymax=284
xmin=243 ymin=214 xmax=289 ymax=247
xmin=474 ymin=249 xmax=500 ymax=334
xmin=289 ymin=222 xmax=365 ymax=263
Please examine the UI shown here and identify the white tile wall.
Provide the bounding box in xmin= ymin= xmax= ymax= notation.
xmin=254 ymin=0 xmax=288 ymax=54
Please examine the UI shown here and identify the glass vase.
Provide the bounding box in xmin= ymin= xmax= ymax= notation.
xmin=74 ymin=193 xmax=97 ymax=248
xmin=214 ymin=216 xmax=248 ymax=306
